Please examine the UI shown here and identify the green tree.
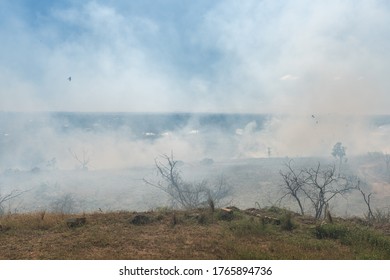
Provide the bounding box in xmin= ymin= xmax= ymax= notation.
xmin=332 ymin=142 xmax=346 ymax=175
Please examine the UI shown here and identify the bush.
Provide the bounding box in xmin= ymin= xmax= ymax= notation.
xmin=50 ymin=193 xmax=78 ymax=214
xmin=280 ymin=212 xmax=295 ymax=231
xmin=372 ymin=208 xmax=390 ymax=224
xmin=344 ymin=228 xmax=390 ymax=251
xmin=315 ymin=223 xmax=348 ymax=239
xmin=315 ymin=223 xmax=390 ymax=258
xmin=217 ymin=209 xmax=234 ymax=221
xmin=144 ymin=153 xmax=231 ymax=209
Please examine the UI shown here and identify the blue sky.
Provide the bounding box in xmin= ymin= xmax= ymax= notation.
xmin=1 ymin=0 xmax=390 ymax=113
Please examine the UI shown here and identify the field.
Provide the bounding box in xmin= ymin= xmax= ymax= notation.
xmin=1 ymin=206 xmax=390 ymax=260
xmin=2 ymin=154 xmax=389 ymax=214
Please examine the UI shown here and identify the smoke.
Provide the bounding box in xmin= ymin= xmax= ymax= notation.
xmin=199 ymin=0 xmax=390 ymax=115
xmin=257 ymin=115 xmax=390 ymax=157
xmin=1 ymin=1 xmax=390 ymax=213
xmin=0 ymin=112 xmax=263 ymax=212
xmin=0 ymin=113 xmax=250 ymax=171
xmin=1 ymin=1 xmax=389 ymax=113
xmin=193 ymin=0 xmax=390 ymax=156
xmin=0 ymin=112 xmax=389 ymax=215
xmin=1 ymin=112 xmax=388 ymax=173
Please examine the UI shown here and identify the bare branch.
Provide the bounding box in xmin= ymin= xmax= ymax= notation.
xmin=68 ymin=148 xmax=91 ymax=170
xmin=278 ymin=161 xmax=355 ymax=220
xmin=144 ymin=153 xmax=231 ymax=209
xmin=351 ymin=176 xmax=375 ymax=220
xmin=0 ymin=189 xmax=28 ymax=215
xmin=278 ymin=160 xmax=305 ymax=215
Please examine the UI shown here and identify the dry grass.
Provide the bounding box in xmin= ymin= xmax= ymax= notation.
xmin=1 ymin=208 xmax=390 ymax=260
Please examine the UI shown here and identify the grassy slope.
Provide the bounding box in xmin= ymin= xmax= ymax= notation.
xmin=1 ymin=207 xmax=390 ymax=260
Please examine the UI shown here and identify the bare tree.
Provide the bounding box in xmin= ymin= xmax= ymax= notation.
xmin=302 ymin=163 xmax=354 ymax=219
xmin=69 ymin=148 xmax=90 ymax=170
xmin=144 ymin=153 xmax=231 ymax=209
xmin=355 ymin=179 xmax=374 ymax=220
xmin=0 ymin=189 xmax=25 ymax=215
xmin=207 ymin=175 xmax=231 ymax=205
xmin=278 ymin=162 xmax=355 ymax=219
xmin=278 ymin=160 xmax=306 ymax=215
xmin=352 ymin=175 xmax=390 ymax=223
xmin=50 ymin=193 xmax=77 ymax=214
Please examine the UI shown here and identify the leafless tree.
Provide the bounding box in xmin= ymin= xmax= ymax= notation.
xmin=278 ymin=160 xmax=306 ymax=215
xmin=348 ymin=175 xmax=381 ymax=221
xmin=302 ymin=163 xmax=354 ymax=219
xmin=279 ymin=162 xmax=355 ymax=219
xmin=144 ymin=153 xmax=231 ymax=209
xmin=69 ymin=148 xmax=90 ymax=170
xmin=355 ymin=177 xmax=390 ymax=223
xmin=0 ymin=189 xmax=25 ymax=215
xmin=50 ymin=193 xmax=77 ymax=214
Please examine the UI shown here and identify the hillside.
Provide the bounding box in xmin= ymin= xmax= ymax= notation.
xmin=1 ymin=207 xmax=390 ymax=260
